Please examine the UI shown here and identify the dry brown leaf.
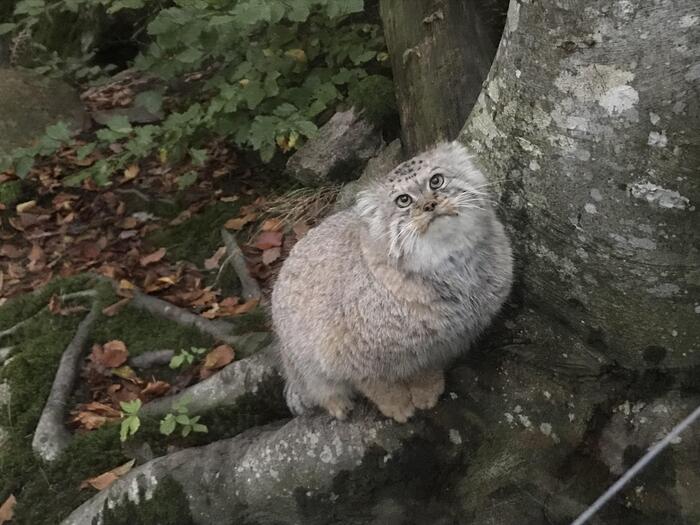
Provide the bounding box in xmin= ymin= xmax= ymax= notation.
xmin=254 ymin=231 xmax=283 ymax=250
xmin=123 ymin=164 xmax=140 ymax=180
xmin=204 ymin=246 xmax=226 ymax=270
xmin=48 ymin=294 xmax=88 ymax=316
xmin=0 ymin=494 xmax=16 ymax=525
xmin=102 ymin=297 xmax=131 ymax=317
xmin=141 ymin=380 xmax=171 ymax=399
xmin=231 ymin=298 xmax=258 ymax=315
xmin=224 ymin=212 xmax=256 ymax=230
xmin=292 ymin=222 xmax=310 ymax=238
xmin=203 ymin=345 xmax=235 ymax=369
xmin=80 ymin=459 xmax=135 ymax=491
xmin=16 ymin=200 xmax=36 ymax=213
xmin=0 ymin=244 xmax=24 ymax=259
xmin=262 ymin=247 xmax=281 ymax=265
xmin=139 ymin=247 xmax=166 ymax=266
xmin=90 ymin=340 xmax=128 ymax=368
xmin=260 ymin=218 xmax=283 ymax=232
xmin=112 ymin=365 xmax=139 ymax=382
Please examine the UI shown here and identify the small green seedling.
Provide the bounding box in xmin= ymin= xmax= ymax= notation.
xmin=169 ymin=346 xmax=208 ymax=369
xmin=159 ymin=398 xmax=208 ymax=437
xmin=119 ymin=399 xmax=142 ymax=442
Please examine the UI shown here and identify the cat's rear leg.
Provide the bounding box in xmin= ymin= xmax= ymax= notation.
xmin=306 ymin=374 xmax=355 ymax=420
xmin=282 ymin=361 xmax=355 ymax=419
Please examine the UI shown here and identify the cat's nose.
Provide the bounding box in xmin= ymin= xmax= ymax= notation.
xmin=423 ymin=200 xmax=437 ymax=212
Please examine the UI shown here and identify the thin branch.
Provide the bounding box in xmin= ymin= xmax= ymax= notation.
xmin=219 ymin=228 xmax=262 ymax=301
xmin=32 ymin=298 xmax=100 ymax=462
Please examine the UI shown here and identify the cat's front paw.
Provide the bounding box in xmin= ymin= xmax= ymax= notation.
xmin=376 ymin=395 xmax=416 ymax=423
xmin=408 ymin=369 xmax=445 ymax=411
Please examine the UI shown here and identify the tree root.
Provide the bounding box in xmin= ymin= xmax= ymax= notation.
xmin=141 ymin=344 xmax=279 ymax=417
xmin=218 ymin=227 xmax=262 ymax=301
xmin=32 ymin=297 xmax=101 ymax=461
xmin=127 ymin=288 xmax=269 ymax=358
xmin=62 ymin=412 xmax=416 ymax=525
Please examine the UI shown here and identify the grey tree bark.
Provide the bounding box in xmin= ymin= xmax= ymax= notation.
xmin=461 ymin=0 xmax=699 ymax=370
xmin=379 ymin=0 xmax=507 ymax=155
xmin=63 ymin=1 xmax=700 ymax=524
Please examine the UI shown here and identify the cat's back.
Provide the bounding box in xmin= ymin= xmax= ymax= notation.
xmin=272 ymin=209 xmax=363 ymax=316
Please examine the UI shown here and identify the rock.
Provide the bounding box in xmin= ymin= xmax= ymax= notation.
xmin=286 ymin=108 xmax=382 ymax=186
xmin=334 ymin=139 xmax=404 ymax=211
xmin=0 ymin=68 xmax=88 ymax=154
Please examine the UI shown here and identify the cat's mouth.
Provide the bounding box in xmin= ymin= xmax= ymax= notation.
xmin=417 ymin=210 xmax=458 ymax=234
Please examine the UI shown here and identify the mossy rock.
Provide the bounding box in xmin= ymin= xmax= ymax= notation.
xmin=0 ymin=68 xmax=87 ymax=155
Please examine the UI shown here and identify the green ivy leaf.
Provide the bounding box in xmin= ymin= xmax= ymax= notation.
xmin=177 ymin=171 xmax=198 ymax=189
xmin=160 ymin=414 xmax=177 ymax=436
xmin=15 ymin=156 xmax=34 ymax=179
xmin=45 ymin=121 xmax=72 ymax=142
xmin=175 ymin=414 xmax=190 ymax=425
xmin=193 ymin=423 xmax=208 ymax=433
xmin=105 ymin=115 xmax=133 ymax=135
xmin=0 ymin=23 xmax=16 ymax=35
xmin=120 ymin=399 xmax=142 ymax=414
xmin=176 ymin=47 xmax=204 ymax=64
xmin=169 ymin=354 xmax=185 ymax=369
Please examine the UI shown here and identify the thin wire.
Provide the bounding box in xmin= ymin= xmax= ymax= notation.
xmin=571 ymin=404 xmax=700 ymax=525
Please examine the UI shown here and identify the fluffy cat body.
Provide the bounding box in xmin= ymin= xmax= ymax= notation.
xmin=272 ymin=142 xmax=513 ymax=422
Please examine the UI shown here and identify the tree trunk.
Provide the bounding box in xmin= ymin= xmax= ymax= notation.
xmin=380 ymin=0 xmax=507 ymax=155
xmin=459 ymin=0 xmax=700 ymax=369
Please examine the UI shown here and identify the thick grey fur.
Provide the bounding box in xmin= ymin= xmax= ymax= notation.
xmin=272 ymin=142 xmax=513 ymax=421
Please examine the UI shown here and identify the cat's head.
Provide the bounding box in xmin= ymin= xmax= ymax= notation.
xmin=356 ymin=141 xmax=495 ymax=269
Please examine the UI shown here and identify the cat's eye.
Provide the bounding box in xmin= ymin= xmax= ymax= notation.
xmin=395 ymin=194 xmax=413 ymax=208
xmin=429 ymin=173 xmax=445 ymax=190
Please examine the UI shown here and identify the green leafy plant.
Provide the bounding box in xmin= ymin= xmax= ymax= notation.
xmin=159 ymin=399 xmax=207 ymax=438
xmin=1 ymin=0 xmax=392 ymax=184
xmin=169 ymin=346 xmax=208 ymax=369
xmin=119 ymin=398 xmax=141 ymax=442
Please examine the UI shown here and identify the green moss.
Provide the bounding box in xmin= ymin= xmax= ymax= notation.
xmin=0 ymin=274 xmax=95 ymax=332
xmin=146 ymin=201 xmax=240 ymax=266
xmin=89 ymin=304 xmax=214 ymax=357
xmin=101 ymin=476 xmax=194 ymax=525
xmin=348 ymin=74 xmax=398 ymax=128
xmin=0 ymin=180 xmax=22 ymax=206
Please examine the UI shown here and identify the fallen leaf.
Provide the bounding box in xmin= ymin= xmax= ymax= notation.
xmin=141 ymin=380 xmax=171 ymax=399
xmin=203 ymin=345 xmax=235 ymax=369
xmin=262 ymin=247 xmax=281 ymax=265
xmin=123 ymin=164 xmax=140 ymax=180
xmin=48 ymin=294 xmax=88 ymax=316
xmin=16 ymin=200 xmax=36 ymax=213
xmin=204 ymin=246 xmax=226 ymax=270
xmin=260 ymin=218 xmax=283 ymax=232
xmin=80 ymin=459 xmax=135 ymax=491
xmin=71 ymin=402 xmax=121 ymax=430
xmin=112 ymin=365 xmax=139 ymax=382
xmin=292 ymin=222 xmax=310 ymax=238
xmin=254 ymin=231 xmax=283 ymax=250
xmin=90 ymin=340 xmax=128 ymax=369
xmin=220 ymin=195 xmax=239 ymax=203
xmin=102 ymin=297 xmax=131 ymax=317
xmin=139 ymin=247 xmax=166 ymax=266
xmin=0 ymin=244 xmax=24 ymax=259
xmin=0 ymin=494 xmax=16 ymax=525
xmin=232 ymin=298 xmax=258 ymax=314
xmin=224 ymin=212 xmax=256 ymax=230
xmin=200 ymin=345 xmax=235 ymax=380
